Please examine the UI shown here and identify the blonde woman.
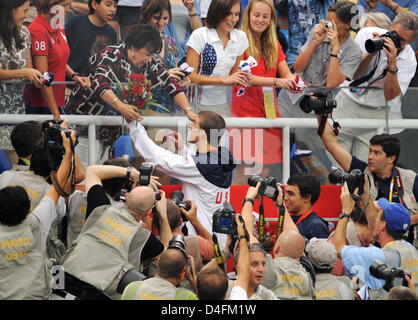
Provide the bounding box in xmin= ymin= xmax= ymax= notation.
xmin=230 ymin=0 xmax=297 ymax=184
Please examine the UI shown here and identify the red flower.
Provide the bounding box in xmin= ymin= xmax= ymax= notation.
xmin=130 ymin=73 xmax=146 ymax=83
xmin=131 ymin=83 xmax=143 ymax=96
xmin=135 ymin=99 xmax=146 ymax=109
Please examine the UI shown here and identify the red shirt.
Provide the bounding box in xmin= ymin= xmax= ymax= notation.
xmin=26 ymin=14 xmax=70 ymax=107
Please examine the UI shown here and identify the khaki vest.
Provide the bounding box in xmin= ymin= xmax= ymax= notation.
xmin=0 ymin=214 xmax=51 ymax=299
xmin=366 ymin=167 xmax=418 ymax=248
xmin=269 ymin=256 xmax=315 ymax=300
xmin=8 ymin=171 xmax=66 ymax=260
xmin=383 ymin=241 xmax=418 ymax=295
xmin=66 ymin=192 xmax=88 ymax=247
xmin=120 ymin=277 xmax=197 ymax=300
xmin=250 ymin=285 xmax=278 ymax=300
xmin=62 ymin=205 xmax=151 ymax=299
xmin=314 ymin=273 xmax=354 ymax=300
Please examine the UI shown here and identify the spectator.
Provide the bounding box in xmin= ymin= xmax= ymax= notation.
xmin=387 ymin=285 xmax=418 ymax=300
xmin=10 ymin=120 xmax=44 ymax=171
xmin=69 ymin=0 xmax=90 ymax=15
xmin=196 ymin=215 xmax=250 ymax=300
xmin=185 ymin=0 xmax=249 ymax=117
xmin=332 ymin=180 xmax=418 ymax=298
xmin=109 ymin=0 xmax=143 ymax=41
xmin=229 ymin=0 xmax=297 ymax=185
xmin=64 ymin=23 xmax=196 ymax=167
xmin=317 ymin=111 xmax=418 ymax=249
xmin=285 ymin=173 xmax=330 ymax=240
xmin=120 ymin=244 xmax=198 ymax=300
xmin=65 ymin=0 xmax=118 ymax=77
xmin=359 ymin=12 xmax=392 ymax=29
xmin=306 ymin=238 xmax=354 ymax=300
xmin=360 ymin=0 xmax=418 ymax=20
xmin=164 ymin=0 xmax=202 ymax=62
xmin=331 ymin=11 xmax=418 ymax=160
xmin=25 ymin=0 xmax=91 ymax=120
xmin=0 ymin=0 xmax=43 ymax=160
xmin=0 ymin=130 xmax=75 ymax=299
xmin=276 ymin=0 xmax=335 ymax=67
xmin=279 ymin=0 xmax=362 ymax=158
xmin=128 ymin=110 xmax=235 ymax=248
xmin=60 ymin=165 xmax=170 ymax=299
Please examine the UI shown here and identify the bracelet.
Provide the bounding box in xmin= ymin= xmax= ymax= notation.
xmin=111 ymin=97 xmax=119 ymax=105
xmin=238 ymin=235 xmax=247 ymax=241
xmin=126 ymin=167 xmax=132 ymax=179
xmin=189 ymin=13 xmax=197 ymax=17
xmin=71 ymin=72 xmax=80 ymax=79
xmin=242 ymin=198 xmax=254 ymax=206
xmin=184 ymin=106 xmax=193 ymax=113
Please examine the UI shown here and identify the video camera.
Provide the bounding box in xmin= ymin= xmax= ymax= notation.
xmin=213 ymin=202 xmax=237 ymax=235
xmin=42 ymin=119 xmax=78 ymax=170
xmin=170 ymin=190 xmax=192 ymax=221
xmin=299 ymin=92 xmax=337 ymax=116
xmin=365 ymin=30 xmax=401 ymax=54
xmin=248 ymin=175 xmax=279 ymax=200
xmin=328 ymin=168 xmax=365 ymax=195
xmin=138 ymin=162 xmax=154 ymax=186
xmin=369 ymin=260 xmax=408 ymax=292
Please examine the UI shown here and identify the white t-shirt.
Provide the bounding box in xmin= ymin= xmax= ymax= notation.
xmin=228 ymin=285 xmax=248 ymax=300
xmin=199 ymin=0 xmax=212 ymax=19
xmin=30 ymin=196 xmax=58 ymax=245
xmin=186 ymin=27 xmax=249 ymax=105
xmin=341 ymin=27 xmax=417 ymax=120
xmin=117 ymin=0 xmax=143 ymax=6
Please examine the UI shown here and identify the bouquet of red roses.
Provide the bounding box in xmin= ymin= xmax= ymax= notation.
xmin=119 ymin=73 xmax=155 ymax=110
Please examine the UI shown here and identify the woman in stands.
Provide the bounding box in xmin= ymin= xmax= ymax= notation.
xmin=230 ymin=0 xmax=297 ymax=184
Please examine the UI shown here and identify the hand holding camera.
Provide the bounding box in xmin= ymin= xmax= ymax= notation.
xmin=155 ymin=190 xmax=167 ymax=215
xmin=340 ymin=182 xmax=356 ymax=214
xmin=248 ymin=175 xmax=279 ymax=200
xmin=180 ymin=200 xmax=197 ymax=222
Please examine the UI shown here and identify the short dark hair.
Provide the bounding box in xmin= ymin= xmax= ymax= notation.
xmin=124 ymin=23 xmax=162 ymax=54
xmin=197 ymin=267 xmax=228 ymax=300
xmin=10 ymin=121 xmax=43 ymax=158
xmin=35 ymin=0 xmax=65 ymax=14
xmin=158 ymin=248 xmax=188 ymax=279
xmin=0 ymin=186 xmax=31 ymax=226
xmin=198 ymin=111 xmax=226 ymax=146
xmin=140 ymin=0 xmax=172 ymax=23
xmin=328 ymin=0 xmax=359 ymax=31
xmin=88 ymin=0 xmax=119 ymax=15
xmin=206 ymin=0 xmax=242 ymax=29
xmin=287 ymin=173 xmax=321 ymax=205
xmin=387 ymin=286 xmax=418 ymax=300
xmin=350 ymin=204 xmax=368 ymax=226
xmin=102 ymin=157 xmax=131 ymax=198
xmin=369 ymin=134 xmax=401 ymax=165
xmin=152 ymin=199 xmax=181 ymax=232
xmin=30 ymin=147 xmax=52 ymax=177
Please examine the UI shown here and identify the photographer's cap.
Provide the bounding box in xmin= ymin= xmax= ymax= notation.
xmin=377 ymin=198 xmax=410 ymax=234
xmin=306 ymin=238 xmax=337 ymax=269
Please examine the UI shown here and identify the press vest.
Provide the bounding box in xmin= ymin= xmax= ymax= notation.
xmin=0 ymin=214 xmax=51 ymax=299
xmin=8 ymin=171 xmax=66 ymax=260
xmin=269 ymin=256 xmax=315 ymax=300
xmin=383 ymin=240 xmax=418 ymax=295
xmin=366 ymin=167 xmax=418 ymax=248
xmin=314 ymin=273 xmax=354 ymax=300
xmin=120 ymin=277 xmax=197 ymax=300
xmin=61 ymin=205 xmax=151 ymax=299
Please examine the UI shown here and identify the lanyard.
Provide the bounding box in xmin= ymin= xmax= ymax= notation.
xmin=389 ymin=176 xmax=395 ymax=202
xmin=383 ymin=241 xmax=396 ymax=248
xmin=295 ymin=210 xmax=314 ymax=226
xmin=388 ymin=170 xmax=404 ymax=204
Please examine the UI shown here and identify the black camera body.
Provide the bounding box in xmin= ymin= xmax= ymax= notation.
xmin=138 ymin=163 xmax=154 ymax=186
xmin=170 ymin=190 xmax=192 ymax=221
xmin=300 ymin=92 xmax=337 ymax=115
xmin=248 ymin=175 xmax=279 ymax=200
xmin=328 ymin=168 xmax=365 ymax=195
xmin=42 ymin=119 xmax=78 ymax=170
xmin=365 ymin=30 xmax=401 ymax=53
xmin=369 ymin=260 xmax=407 ymax=292
xmin=213 ymin=202 xmax=237 ymax=235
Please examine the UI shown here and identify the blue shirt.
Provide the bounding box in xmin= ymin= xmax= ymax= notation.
xmin=291 ymin=211 xmax=330 ymax=240
xmin=358 ymin=0 xmax=418 ymax=20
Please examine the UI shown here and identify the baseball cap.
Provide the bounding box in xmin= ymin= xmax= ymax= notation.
xmin=377 ymin=198 xmax=411 ymax=234
xmin=306 ymin=238 xmax=337 ymax=269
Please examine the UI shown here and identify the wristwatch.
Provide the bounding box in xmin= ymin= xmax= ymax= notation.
xmin=330 ymin=50 xmax=342 ymax=59
xmin=339 ymin=212 xmax=350 ymax=220
xmin=387 ymin=67 xmax=398 ymax=74
xmin=71 ymin=72 xmax=80 ymax=79
xmin=126 ymin=167 xmax=132 ymax=179
xmin=242 ymin=198 xmax=254 ymax=206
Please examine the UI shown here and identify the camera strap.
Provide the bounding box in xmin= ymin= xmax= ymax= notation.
xmin=50 ymin=139 xmax=77 ymax=198
xmin=276 ymin=204 xmax=286 ymax=238
xmin=258 ymin=197 xmax=266 ymax=243
xmin=349 ymin=51 xmax=381 ymax=88
xmin=317 ymin=113 xmax=340 ymax=137
xmin=212 ymin=234 xmax=225 ymax=271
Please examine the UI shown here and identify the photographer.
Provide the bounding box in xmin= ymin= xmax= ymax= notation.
xmin=241 ymin=182 xmax=315 ymax=299
xmin=60 ymin=165 xmax=170 ymax=299
xmin=120 ymin=238 xmax=198 ymax=300
xmin=332 ymin=11 xmax=418 ymax=161
xmin=332 ymin=179 xmax=418 ymax=298
xmin=318 ymin=112 xmax=418 ymax=248
xmin=0 ymin=130 xmax=75 ymax=299
xmin=278 ymin=1 xmax=362 ymax=155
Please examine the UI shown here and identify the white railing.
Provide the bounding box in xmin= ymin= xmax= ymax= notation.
xmin=2 ymin=114 xmax=418 ymax=182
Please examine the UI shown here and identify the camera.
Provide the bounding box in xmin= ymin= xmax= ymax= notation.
xmin=369 ymin=260 xmax=407 ymax=292
xmin=365 ymin=30 xmax=401 ymax=53
xmin=138 ymin=162 xmax=154 ymax=186
xmin=299 ymin=92 xmax=337 ymax=115
xmin=168 ymin=234 xmax=188 ymax=261
xmin=328 ymin=168 xmax=365 ymax=195
xmin=213 ymin=202 xmax=237 ymax=235
xmin=248 ymin=175 xmax=279 ymax=200
xmin=42 ymin=119 xmax=78 ymax=170
xmin=323 ymin=21 xmax=333 ymax=29
xmin=170 ymin=190 xmax=192 ymax=221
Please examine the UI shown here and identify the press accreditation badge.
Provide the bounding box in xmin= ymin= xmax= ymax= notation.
xmin=262 ymin=87 xmax=276 ymax=119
